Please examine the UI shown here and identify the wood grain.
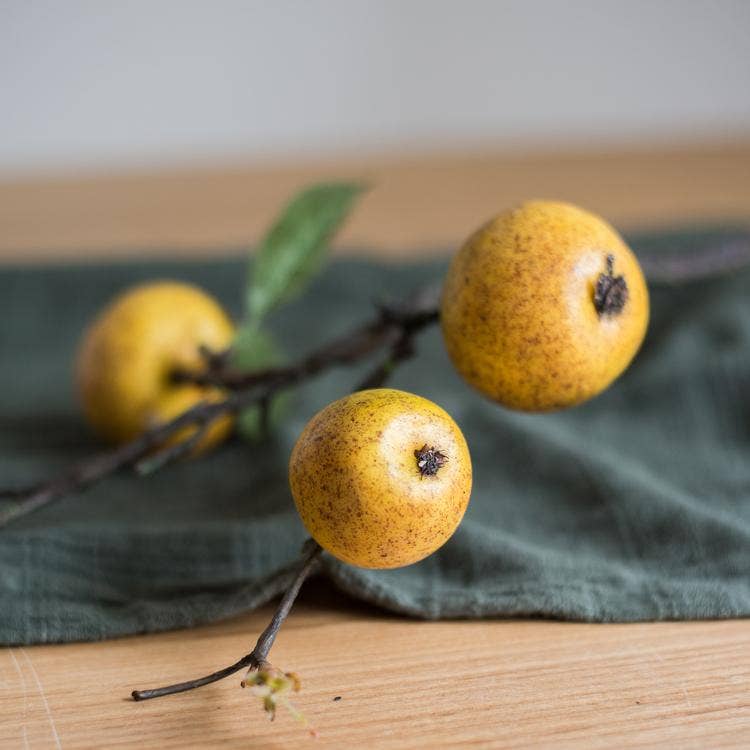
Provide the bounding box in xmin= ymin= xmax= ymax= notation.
xmin=1 ymin=140 xmax=749 ymax=262
xmin=1 ymin=142 xmax=749 ymax=748
xmin=1 ymin=586 xmax=749 ymax=749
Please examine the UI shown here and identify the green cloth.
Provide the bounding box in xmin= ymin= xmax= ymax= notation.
xmin=1 ymin=229 xmax=749 ymax=644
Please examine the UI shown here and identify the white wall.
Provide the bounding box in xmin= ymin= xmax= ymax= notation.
xmin=1 ymin=0 xmax=749 ymax=175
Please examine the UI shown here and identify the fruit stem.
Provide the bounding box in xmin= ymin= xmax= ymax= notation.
xmin=131 ymin=539 xmax=322 ymax=701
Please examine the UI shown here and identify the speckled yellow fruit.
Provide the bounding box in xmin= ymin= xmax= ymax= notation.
xmin=441 ymin=200 xmax=649 ymax=411
xmin=289 ymin=389 xmax=472 ymax=569
xmin=76 ymin=281 xmax=234 ymax=453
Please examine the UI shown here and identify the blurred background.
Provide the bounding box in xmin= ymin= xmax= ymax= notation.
xmin=1 ymin=0 xmax=749 ymax=259
xmin=3 ymin=0 xmax=750 ymax=173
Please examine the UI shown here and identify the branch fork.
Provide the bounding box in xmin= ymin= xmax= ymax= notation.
xmin=132 ymin=540 xmax=323 ymax=702
xmin=0 ymin=286 xmax=441 ymax=528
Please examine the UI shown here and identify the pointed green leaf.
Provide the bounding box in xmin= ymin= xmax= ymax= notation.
xmin=246 ymin=182 xmax=366 ymax=325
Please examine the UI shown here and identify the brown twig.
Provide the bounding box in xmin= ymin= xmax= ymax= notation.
xmin=173 ymin=300 xmax=439 ymax=391
xmin=0 ymin=286 xmax=440 ymax=529
xmin=133 ymin=418 xmax=212 ymax=476
xmin=131 ymin=539 xmax=323 ymax=701
xmin=356 ymin=328 xmax=416 ymax=390
xmin=0 ymin=396 xmax=251 ymax=528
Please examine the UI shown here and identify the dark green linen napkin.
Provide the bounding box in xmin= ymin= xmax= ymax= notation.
xmin=2 ymin=229 xmax=750 ymax=644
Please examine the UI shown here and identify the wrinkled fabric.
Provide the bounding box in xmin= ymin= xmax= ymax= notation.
xmin=1 ymin=230 xmax=749 ymax=644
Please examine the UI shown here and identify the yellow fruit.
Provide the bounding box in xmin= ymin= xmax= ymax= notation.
xmin=76 ymin=281 xmax=234 ymax=453
xmin=441 ymin=200 xmax=649 ymax=411
xmin=289 ymin=388 xmax=472 ymax=569
xmin=150 ymin=385 xmax=234 ymax=456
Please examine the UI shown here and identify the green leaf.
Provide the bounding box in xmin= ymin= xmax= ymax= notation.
xmin=245 ymin=182 xmax=366 ymax=325
xmin=230 ymin=325 xmax=289 ymax=442
xmin=231 ymin=322 xmax=283 ymax=371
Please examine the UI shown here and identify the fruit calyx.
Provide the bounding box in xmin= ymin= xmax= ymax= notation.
xmin=594 ymin=254 xmax=629 ymax=317
xmin=414 ymin=444 xmax=448 ymax=478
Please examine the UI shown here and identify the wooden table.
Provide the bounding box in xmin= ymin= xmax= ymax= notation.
xmin=2 ymin=142 xmax=750 ymax=748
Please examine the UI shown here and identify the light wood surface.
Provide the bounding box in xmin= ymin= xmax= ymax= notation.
xmin=1 ymin=142 xmax=749 ymax=749
xmin=2 ymin=140 xmax=749 ymax=262
xmin=2 ymin=585 xmax=749 ymax=750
